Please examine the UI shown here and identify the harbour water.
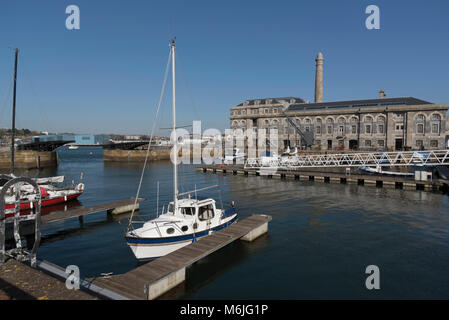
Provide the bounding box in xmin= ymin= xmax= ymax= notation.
xmin=6 ymin=146 xmax=449 ymax=299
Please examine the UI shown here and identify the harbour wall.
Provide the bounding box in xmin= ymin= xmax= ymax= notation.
xmin=0 ymin=151 xmax=58 ymax=169
xmin=103 ymin=148 xmax=172 ymax=162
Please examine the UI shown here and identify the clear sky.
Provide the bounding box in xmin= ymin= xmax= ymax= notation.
xmin=0 ymin=0 xmax=448 ymax=135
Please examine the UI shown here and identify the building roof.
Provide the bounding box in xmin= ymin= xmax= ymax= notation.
xmin=286 ymin=97 xmax=432 ymax=112
xmin=236 ymin=97 xmax=306 ymax=106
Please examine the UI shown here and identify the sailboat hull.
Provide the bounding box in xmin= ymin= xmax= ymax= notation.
xmin=126 ymin=215 xmax=237 ymax=260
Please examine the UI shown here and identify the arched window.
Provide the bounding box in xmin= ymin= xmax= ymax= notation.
xmin=377 ymin=116 xmax=386 ymax=135
xmin=364 ymin=116 xmax=373 ymax=135
xmin=416 ymin=114 xmax=425 ymax=135
xmin=350 ymin=117 xmax=358 ymax=135
xmin=304 ymin=118 xmax=311 ymax=132
xmin=315 ymin=119 xmax=322 ymax=135
xmin=326 ymin=118 xmax=334 ymax=135
xmin=337 ymin=117 xmax=346 ymax=135
xmin=431 ymin=114 xmax=441 ymax=135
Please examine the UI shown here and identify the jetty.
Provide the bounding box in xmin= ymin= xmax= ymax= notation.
xmin=197 ymin=164 xmax=449 ymax=193
xmin=88 ymin=214 xmax=271 ymax=300
xmin=41 ymin=197 xmax=146 ymax=224
xmin=0 ymin=214 xmax=271 ymax=300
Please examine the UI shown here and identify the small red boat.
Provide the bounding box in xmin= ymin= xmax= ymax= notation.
xmin=1 ymin=175 xmax=84 ymax=218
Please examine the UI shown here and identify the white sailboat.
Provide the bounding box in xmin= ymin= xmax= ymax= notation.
xmin=125 ymin=40 xmax=238 ymax=260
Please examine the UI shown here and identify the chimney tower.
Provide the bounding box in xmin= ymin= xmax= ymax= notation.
xmin=314 ymin=52 xmax=324 ymax=103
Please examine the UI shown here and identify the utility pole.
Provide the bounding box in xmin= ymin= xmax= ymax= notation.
xmin=11 ymin=47 xmax=18 ymax=173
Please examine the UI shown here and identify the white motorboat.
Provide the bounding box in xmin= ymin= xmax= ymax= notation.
xmin=125 ymin=39 xmax=238 ymax=260
xmin=126 ymin=197 xmax=237 ymax=260
xmin=359 ymin=165 xmax=414 ymax=176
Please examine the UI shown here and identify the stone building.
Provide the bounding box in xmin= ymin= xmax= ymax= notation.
xmin=230 ymin=54 xmax=449 ymax=152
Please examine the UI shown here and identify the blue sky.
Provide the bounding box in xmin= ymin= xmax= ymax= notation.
xmin=0 ymin=0 xmax=448 ymax=135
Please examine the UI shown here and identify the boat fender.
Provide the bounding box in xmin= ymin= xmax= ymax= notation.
xmin=39 ymin=187 xmax=49 ymax=198
xmin=76 ymin=183 xmax=85 ymax=192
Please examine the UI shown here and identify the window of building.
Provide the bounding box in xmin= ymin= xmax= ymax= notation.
xmin=430 ymin=140 xmax=438 ymax=148
xmin=430 ymin=114 xmax=441 ymax=135
xmin=338 ymin=125 xmax=344 ymax=135
xmin=265 ymin=108 xmax=269 ymax=114
xmin=378 ymin=124 xmax=384 ymax=134
xmin=378 ymin=140 xmax=384 ymax=147
xmin=351 ymin=125 xmax=357 ymax=134
xmin=416 ymin=140 xmax=423 ymax=148
xmin=273 ymin=108 xmax=277 ymax=113
xmin=365 ymin=124 xmax=372 ymax=134
xmin=417 ymin=123 xmax=424 ymax=134
xmin=315 ymin=119 xmax=322 ymax=135
xmin=365 ymin=140 xmax=371 ymax=147
xmin=326 ymin=119 xmax=334 ymax=135
xmin=395 ymin=123 xmax=404 ymax=131
xmin=431 ymin=123 xmax=439 ymax=134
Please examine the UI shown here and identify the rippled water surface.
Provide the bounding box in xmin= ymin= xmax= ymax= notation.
xmin=9 ymin=147 xmax=449 ymax=299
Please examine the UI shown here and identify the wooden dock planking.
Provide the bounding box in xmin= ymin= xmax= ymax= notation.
xmin=41 ymin=198 xmax=145 ymax=224
xmin=0 ymin=259 xmax=96 ymax=300
xmin=89 ymin=214 xmax=271 ymax=300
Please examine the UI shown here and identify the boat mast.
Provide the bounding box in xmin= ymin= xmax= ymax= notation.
xmin=171 ymin=39 xmax=178 ymax=212
xmin=11 ymin=47 xmax=18 ymax=173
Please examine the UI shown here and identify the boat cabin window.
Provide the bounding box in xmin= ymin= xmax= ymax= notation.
xmin=167 ymin=203 xmax=174 ymax=214
xmin=181 ymin=207 xmax=195 ymax=216
xmin=198 ymin=204 xmax=214 ymax=221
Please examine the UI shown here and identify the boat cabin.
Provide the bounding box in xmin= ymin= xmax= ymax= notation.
xmin=166 ymin=198 xmax=218 ymax=221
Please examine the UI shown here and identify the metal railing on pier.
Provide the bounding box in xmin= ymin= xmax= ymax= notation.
xmin=244 ymin=149 xmax=449 ymax=169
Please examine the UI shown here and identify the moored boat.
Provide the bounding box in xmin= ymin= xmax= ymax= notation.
xmin=1 ymin=174 xmax=84 ymax=217
xmin=125 ymin=39 xmax=238 ymax=260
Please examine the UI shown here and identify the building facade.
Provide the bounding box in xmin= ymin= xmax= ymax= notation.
xmin=230 ymin=96 xmax=449 ymax=151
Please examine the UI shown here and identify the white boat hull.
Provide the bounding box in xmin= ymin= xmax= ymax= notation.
xmin=128 ymin=238 xmax=193 ymax=261
xmin=126 ymin=214 xmax=237 ymax=260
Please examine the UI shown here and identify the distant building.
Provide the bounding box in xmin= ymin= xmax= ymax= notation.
xmin=230 ymin=54 xmax=449 ymax=151
xmin=32 ymin=134 xmax=110 ymax=145
xmin=124 ymin=135 xmax=142 ymax=140
xmin=74 ymin=134 xmax=110 ymax=145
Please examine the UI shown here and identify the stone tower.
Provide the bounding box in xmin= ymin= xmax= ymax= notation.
xmin=315 ymin=52 xmax=324 ymax=103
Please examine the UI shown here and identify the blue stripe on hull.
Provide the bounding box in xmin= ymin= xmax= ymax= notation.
xmin=126 ymin=215 xmax=237 ymax=245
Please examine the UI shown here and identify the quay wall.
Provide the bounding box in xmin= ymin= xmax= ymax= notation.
xmin=0 ymin=151 xmax=57 ymax=169
xmin=103 ymin=149 xmax=172 ymax=162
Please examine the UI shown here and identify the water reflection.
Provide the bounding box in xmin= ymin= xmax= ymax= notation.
xmin=7 ymin=148 xmax=448 ymax=298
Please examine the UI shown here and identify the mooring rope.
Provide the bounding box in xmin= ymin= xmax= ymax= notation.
xmin=127 ymin=48 xmax=172 ymax=232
